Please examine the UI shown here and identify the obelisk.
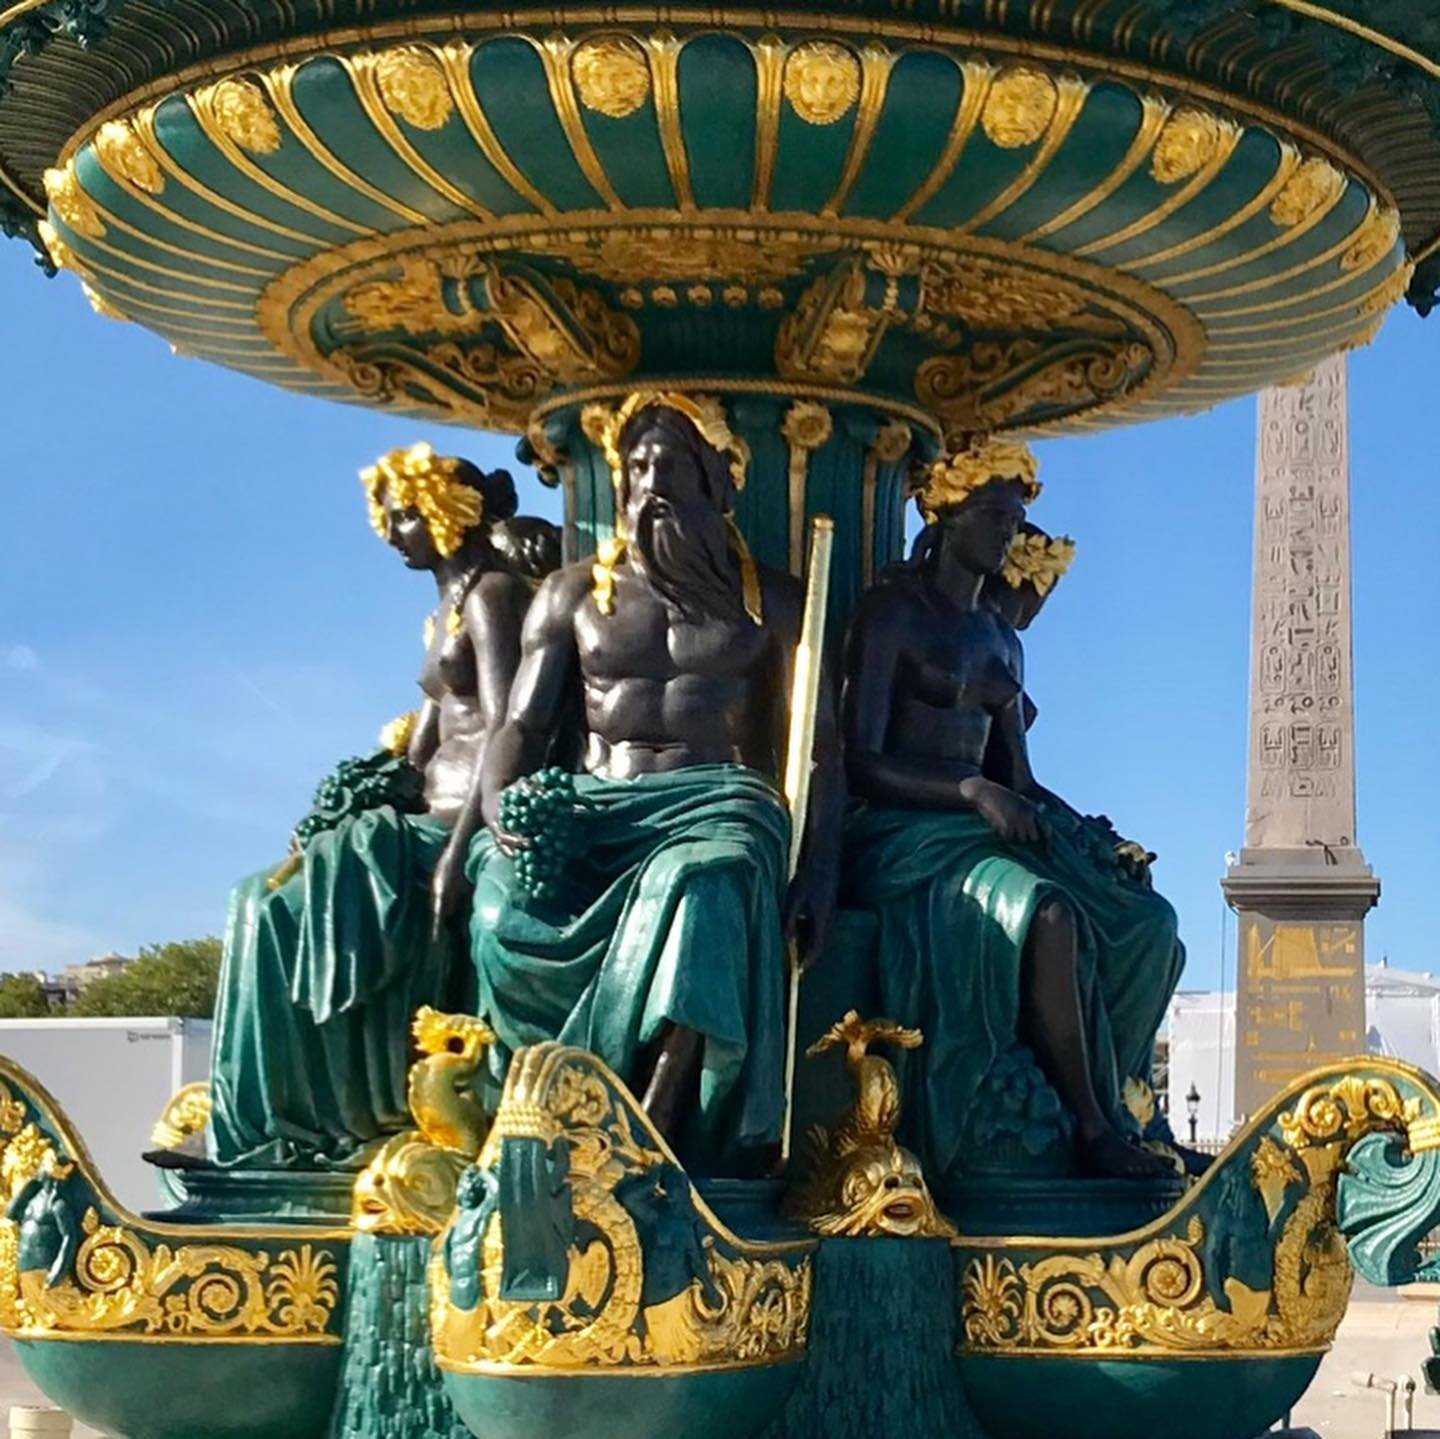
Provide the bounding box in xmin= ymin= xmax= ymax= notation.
xmin=1222 ymin=354 xmax=1379 ymax=1123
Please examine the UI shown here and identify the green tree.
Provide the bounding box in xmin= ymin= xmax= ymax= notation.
xmin=71 ymin=938 xmax=222 ymax=1019
xmin=0 ymin=972 xmax=52 ymax=1018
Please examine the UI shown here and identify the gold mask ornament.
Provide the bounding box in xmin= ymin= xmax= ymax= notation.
xmin=361 ymin=442 xmax=484 ymax=558
xmin=1001 ymin=531 xmax=1076 ymax=596
xmin=916 ymin=437 xmax=1042 ymax=523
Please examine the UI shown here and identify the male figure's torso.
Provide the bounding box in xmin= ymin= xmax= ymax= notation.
xmin=573 ymin=563 xmax=791 ymax=779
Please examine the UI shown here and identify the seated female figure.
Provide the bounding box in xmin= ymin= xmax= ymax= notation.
xmin=205 ymin=444 xmax=558 ymax=1169
xmin=840 ymin=440 xmax=1177 ymax=1185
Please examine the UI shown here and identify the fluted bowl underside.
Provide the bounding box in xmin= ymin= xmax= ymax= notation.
xmin=25 ymin=17 xmax=1417 ymax=436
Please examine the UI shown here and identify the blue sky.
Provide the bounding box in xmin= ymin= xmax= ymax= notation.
xmin=1 ymin=239 xmax=1435 ymax=990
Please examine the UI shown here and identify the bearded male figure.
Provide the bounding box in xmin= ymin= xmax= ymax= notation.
xmin=463 ymin=393 xmax=841 ymax=1173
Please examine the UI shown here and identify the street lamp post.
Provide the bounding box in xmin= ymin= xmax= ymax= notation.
xmin=1186 ymin=1083 xmax=1201 ymax=1146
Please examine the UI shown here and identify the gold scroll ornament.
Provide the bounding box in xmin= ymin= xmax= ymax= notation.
xmin=432 ymin=1044 xmax=813 ymax=1372
xmin=0 ymin=1074 xmax=341 ymax=1342
xmin=959 ymin=1071 xmax=1440 ymax=1357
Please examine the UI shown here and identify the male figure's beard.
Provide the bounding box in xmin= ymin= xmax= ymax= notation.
xmin=631 ymin=497 xmax=748 ymax=625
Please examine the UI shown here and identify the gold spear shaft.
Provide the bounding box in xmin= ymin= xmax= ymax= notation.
xmin=780 ymin=514 xmax=835 ymax=1165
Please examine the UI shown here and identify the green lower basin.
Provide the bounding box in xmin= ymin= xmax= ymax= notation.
xmin=958 ymin=1353 xmax=1324 ymax=1439
xmin=442 ymin=1360 xmax=806 ymax=1439
xmin=15 ymin=1338 xmax=343 ymax=1439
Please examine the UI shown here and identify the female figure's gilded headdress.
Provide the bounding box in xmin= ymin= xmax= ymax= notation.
xmin=361 ymin=442 xmax=484 ymax=558
xmin=915 ymin=437 xmax=1042 ymax=523
xmin=1001 ymin=530 xmax=1076 ymax=596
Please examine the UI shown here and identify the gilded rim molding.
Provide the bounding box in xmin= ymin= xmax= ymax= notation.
xmin=45 ymin=8 xmax=1397 ymax=213
xmin=534 ymin=377 xmax=944 ymax=441
xmin=0 ymin=1057 xmax=348 ymax=1247
xmin=255 ymin=215 xmax=1206 ymax=435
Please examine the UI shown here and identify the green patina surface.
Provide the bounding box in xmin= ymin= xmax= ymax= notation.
xmin=0 ymin=5 xmax=1420 ymax=440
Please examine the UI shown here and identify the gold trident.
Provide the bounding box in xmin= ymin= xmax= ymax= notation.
xmin=780 ymin=514 xmax=835 ymax=1165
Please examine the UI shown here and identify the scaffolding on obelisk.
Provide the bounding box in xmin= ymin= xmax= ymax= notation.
xmin=1222 ymin=354 xmax=1380 ymax=1126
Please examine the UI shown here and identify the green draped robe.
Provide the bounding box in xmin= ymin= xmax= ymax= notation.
xmin=843 ymin=802 xmax=1184 ymax=1186
xmin=210 ymin=808 xmax=458 ymax=1168
xmin=468 ymin=765 xmax=790 ymax=1168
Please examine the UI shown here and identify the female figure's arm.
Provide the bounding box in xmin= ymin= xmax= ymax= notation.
xmin=430 ymin=575 xmax=529 ymax=931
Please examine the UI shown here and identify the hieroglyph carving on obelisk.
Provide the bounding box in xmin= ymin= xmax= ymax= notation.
xmin=1224 ymin=354 xmax=1378 ymax=1122
xmin=1246 ymin=355 xmax=1358 ymax=850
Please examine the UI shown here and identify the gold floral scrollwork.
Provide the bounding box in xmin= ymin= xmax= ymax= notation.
xmin=777 ymin=257 xmax=893 ymax=385
xmin=783 ymin=42 xmax=861 ymax=126
xmin=432 ymin=1044 xmax=813 ymax=1373
xmin=1149 ymin=108 xmax=1223 ymax=184
xmin=94 ymin=121 xmax=165 ymax=196
xmin=959 ymin=1070 xmax=1439 ymax=1360
xmin=1269 ymin=156 xmax=1346 ymax=227
xmin=333 ymin=252 xmax=639 ymax=427
xmin=0 ymin=1073 xmax=343 ymax=1344
xmin=981 ymin=67 xmax=1058 ymax=149
xmin=42 ymin=165 xmax=103 ymax=240
xmin=1340 ymin=208 xmax=1401 ymax=274
xmin=920 ymin=258 xmax=1096 ymax=332
xmin=917 ymin=337 xmax=1152 ymax=438
xmin=14 ymin=1219 xmax=341 ymax=1341
xmin=207 ymin=77 xmax=283 ymax=155
xmin=528 ymin=228 xmax=832 ymax=287
xmin=572 ymin=37 xmax=651 ymax=119
xmin=373 ymin=46 xmax=455 ymax=130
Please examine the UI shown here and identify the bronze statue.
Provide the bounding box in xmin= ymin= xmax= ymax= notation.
xmin=201 ymin=445 xmax=559 ymax=1170
xmin=840 ymin=440 xmax=1178 ymax=1182
xmin=467 ymin=392 xmax=841 ymax=1170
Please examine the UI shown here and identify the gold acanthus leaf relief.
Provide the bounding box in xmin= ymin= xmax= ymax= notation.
xmin=783 ymin=41 xmax=862 ymax=126
xmin=93 ymin=121 xmax=165 ymax=196
xmin=528 ymin=229 xmax=833 ymax=285
xmin=921 ymin=260 xmax=1090 ymax=331
xmin=572 ymin=37 xmax=652 ymax=119
xmin=207 ymin=77 xmax=284 ymax=155
xmin=374 ymin=46 xmax=455 ymax=131
xmin=981 ymin=67 xmax=1058 ymax=148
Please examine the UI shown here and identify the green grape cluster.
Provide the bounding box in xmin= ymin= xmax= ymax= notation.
xmin=293 ymin=750 xmax=426 ymax=846
xmin=500 ymin=767 xmax=584 ymax=901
